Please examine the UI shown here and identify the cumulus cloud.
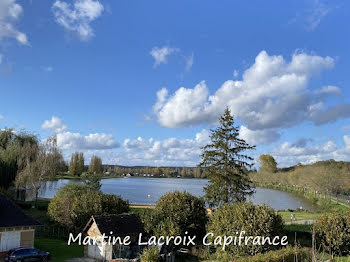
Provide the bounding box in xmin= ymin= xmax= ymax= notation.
xmin=57 ymin=132 xmax=120 ymax=150
xmin=152 ymin=50 xmax=348 ymax=144
xmin=150 ymin=46 xmax=179 ymax=67
xmin=0 ymin=0 xmax=28 ymax=45
xmin=239 ymin=126 xmax=280 ymax=145
xmin=271 ymin=136 xmax=350 ymax=167
xmin=41 ymin=116 xmax=68 ymax=133
xmin=52 ymin=0 xmax=104 ymax=40
xmin=42 ymin=116 xmax=119 ymax=150
xmin=122 ymin=129 xmax=210 ymax=166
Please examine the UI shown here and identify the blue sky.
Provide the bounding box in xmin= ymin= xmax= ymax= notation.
xmin=0 ymin=0 xmax=350 ymax=167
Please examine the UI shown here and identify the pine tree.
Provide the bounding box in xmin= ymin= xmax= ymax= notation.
xmin=199 ymin=108 xmax=255 ymax=207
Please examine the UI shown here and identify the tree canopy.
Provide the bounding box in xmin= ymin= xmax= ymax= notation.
xmin=69 ymin=152 xmax=84 ymax=176
xmin=88 ymin=155 xmax=103 ymax=174
xmin=199 ymin=108 xmax=255 ymax=207
xmin=258 ymin=154 xmax=277 ymax=173
xmin=48 ymin=184 xmax=129 ymax=230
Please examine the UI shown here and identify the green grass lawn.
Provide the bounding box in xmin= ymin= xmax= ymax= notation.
xmin=278 ymin=211 xmax=322 ymax=222
xmin=34 ymin=237 xmax=83 ymax=262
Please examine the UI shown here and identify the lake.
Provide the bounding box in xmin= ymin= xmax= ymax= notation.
xmin=38 ymin=177 xmax=316 ymax=211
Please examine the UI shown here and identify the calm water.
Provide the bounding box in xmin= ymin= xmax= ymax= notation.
xmin=38 ymin=177 xmax=316 ymax=211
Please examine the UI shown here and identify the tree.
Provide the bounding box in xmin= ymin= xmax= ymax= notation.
xmin=208 ymin=202 xmax=284 ymax=257
xmin=81 ymin=172 xmax=101 ymax=191
xmin=0 ymin=129 xmax=38 ymax=189
xmin=48 ymin=184 xmax=129 ymax=230
xmin=88 ymin=155 xmax=103 ymax=174
xmin=69 ymin=152 xmax=84 ymax=176
xmin=199 ymin=108 xmax=255 ymax=207
xmin=15 ymin=137 xmax=64 ymax=207
xmin=141 ymin=247 xmax=159 ymax=262
xmin=258 ymin=154 xmax=277 ymax=173
xmin=314 ymin=213 xmax=350 ymax=258
xmin=153 ymin=191 xmax=207 ymax=240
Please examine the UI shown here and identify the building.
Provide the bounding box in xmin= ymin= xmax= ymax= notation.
xmin=0 ymin=194 xmax=42 ymax=257
xmin=83 ymin=214 xmax=145 ymax=261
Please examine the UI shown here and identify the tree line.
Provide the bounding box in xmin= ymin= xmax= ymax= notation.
xmin=253 ymin=155 xmax=350 ymax=197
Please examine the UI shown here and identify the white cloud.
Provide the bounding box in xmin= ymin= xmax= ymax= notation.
xmin=185 ymin=53 xmax=194 ymax=72
xmin=0 ymin=114 xmax=4 ymax=120
xmin=0 ymin=54 xmax=3 ymax=64
xmin=0 ymin=0 xmax=28 ymax=45
xmin=150 ymin=46 xmax=179 ymax=67
xmin=42 ymin=116 xmax=119 ymax=150
xmin=152 ymin=50 xmax=348 ymax=144
xmin=239 ymin=126 xmax=280 ymax=145
xmin=57 ymin=132 xmax=120 ymax=150
xmin=271 ymin=136 xmax=350 ymax=167
xmin=52 ymin=0 xmax=104 ymax=40
xmin=122 ymin=129 xmax=210 ymax=166
xmin=152 ymin=88 xmax=168 ymax=114
xmin=41 ymin=116 xmax=68 ymax=133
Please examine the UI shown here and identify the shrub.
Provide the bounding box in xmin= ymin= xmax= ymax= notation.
xmin=153 ymin=191 xmax=207 ymax=240
xmin=140 ymin=247 xmax=159 ymax=262
xmin=207 ymin=202 xmax=284 ymax=256
xmin=233 ymin=246 xmax=311 ymax=262
xmin=101 ymin=193 xmax=130 ymax=214
xmin=48 ymin=184 xmax=129 ymax=230
xmin=313 ymin=213 xmax=350 ymax=257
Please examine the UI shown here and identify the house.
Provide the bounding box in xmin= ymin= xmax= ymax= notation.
xmin=83 ymin=214 xmax=145 ymax=262
xmin=0 ymin=194 xmax=42 ymax=258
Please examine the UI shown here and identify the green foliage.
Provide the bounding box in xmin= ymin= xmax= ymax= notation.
xmin=48 ymin=184 xmax=129 ymax=230
xmin=88 ymin=155 xmax=103 ymax=174
xmin=314 ymin=213 xmax=350 ymax=257
xmin=101 ymin=193 xmax=130 ymax=214
xmin=69 ymin=152 xmax=84 ymax=176
xmin=258 ymin=154 xmax=277 ymax=173
xmin=140 ymin=246 xmax=159 ymax=262
xmin=81 ymin=172 xmax=101 ymax=191
xmin=0 ymin=129 xmax=38 ymax=189
xmin=208 ymin=202 xmax=284 ymax=256
xmin=199 ymin=108 xmax=255 ymax=207
xmin=251 ymin=160 xmax=350 ymax=197
xmin=232 ymin=246 xmax=311 ymax=262
xmin=152 ymin=191 xmax=207 ymax=240
xmin=15 ymin=137 xmax=65 ymax=206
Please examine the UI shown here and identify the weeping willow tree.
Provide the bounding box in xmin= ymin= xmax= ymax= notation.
xmin=15 ymin=137 xmax=65 ymax=206
xmin=0 ymin=129 xmax=38 ymax=189
xmin=199 ymin=108 xmax=255 ymax=208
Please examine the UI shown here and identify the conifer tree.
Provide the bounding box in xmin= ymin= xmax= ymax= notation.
xmin=199 ymin=108 xmax=255 ymax=207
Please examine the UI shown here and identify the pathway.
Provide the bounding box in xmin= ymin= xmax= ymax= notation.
xmin=285 ymin=219 xmax=315 ymax=225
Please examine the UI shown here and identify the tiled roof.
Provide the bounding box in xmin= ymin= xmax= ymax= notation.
xmin=0 ymin=194 xmax=42 ymax=228
xmin=93 ymin=214 xmax=144 ymax=237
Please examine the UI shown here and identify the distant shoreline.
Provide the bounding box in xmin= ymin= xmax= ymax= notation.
xmin=52 ymin=175 xmax=206 ymax=181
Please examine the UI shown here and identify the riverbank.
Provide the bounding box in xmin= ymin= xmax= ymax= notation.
xmin=256 ymin=183 xmax=349 ymax=212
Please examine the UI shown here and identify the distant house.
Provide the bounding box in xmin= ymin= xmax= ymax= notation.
xmin=83 ymin=214 xmax=145 ymax=261
xmin=0 ymin=195 xmax=42 ymax=257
